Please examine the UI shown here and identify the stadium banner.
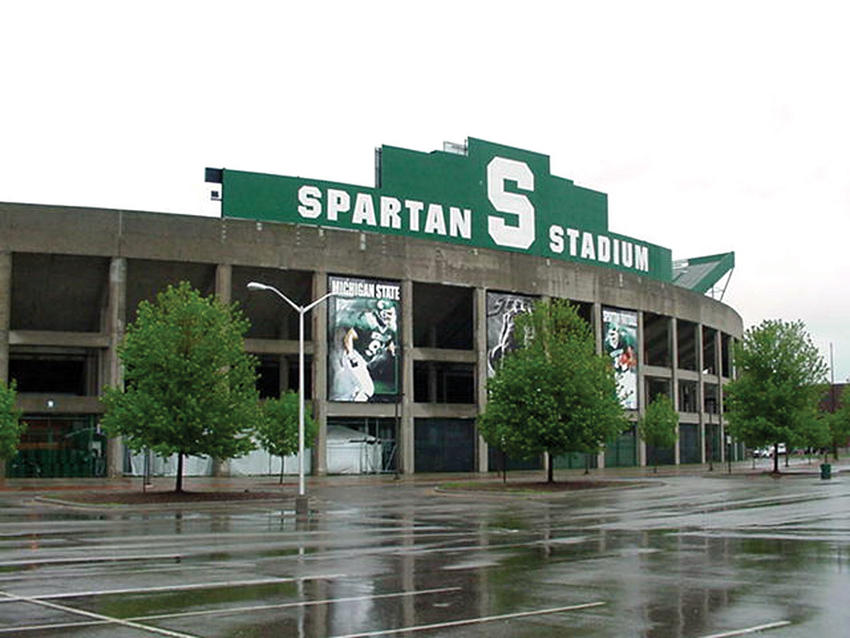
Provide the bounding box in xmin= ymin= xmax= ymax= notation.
xmin=221 ymin=138 xmax=673 ymax=282
xmin=327 ymin=276 xmax=401 ymax=403
xmin=602 ymin=307 xmax=639 ymax=410
xmin=486 ymin=292 xmax=536 ymax=377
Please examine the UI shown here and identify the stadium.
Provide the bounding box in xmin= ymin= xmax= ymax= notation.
xmin=0 ymin=137 xmax=742 ymax=478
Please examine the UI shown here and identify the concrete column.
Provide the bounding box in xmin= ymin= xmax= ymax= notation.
xmin=592 ymin=302 xmax=603 ymax=355
xmin=0 ymin=251 xmax=10 ymax=385
xmin=279 ymin=355 xmax=290 ymax=394
xmin=594 ymin=302 xmax=605 ymax=469
xmin=637 ymin=311 xmax=646 ymax=467
xmin=540 ymin=295 xmax=551 ymax=476
xmin=697 ymin=324 xmax=705 ymax=463
xmin=671 ymin=318 xmax=681 ymax=465
xmin=720 ymin=377 xmax=728 ymax=461
xmin=0 ymin=252 xmax=9 ymax=481
xmin=215 ymin=264 xmax=232 ymax=305
xmin=474 ymin=287 xmax=488 ymax=472
xmin=400 ymin=279 xmax=414 ymax=473
xmin=212 ymin=264 xmax=232 ymax=477
xmin=105 ymin=257 xmax=127 ymax=478
xmin=312 ymin=271 xmax=329 ymax=476
xmin=715 ymin=330 xmax=724 ymax=463
xmin=86 ymin=356 xmax=99 ymax=396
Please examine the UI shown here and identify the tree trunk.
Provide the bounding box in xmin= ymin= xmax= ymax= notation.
xmin=279 ymin=456 xmax=285 ymax=484
xmin=502 ymin=449 xmax=507 ymax=484
xmin=547 ymin=457 xmax=554 ymax=483
xmin=175 ymin=452 xmax=184 ymax=492
xmin=772 ymin=445 xmax=779 ymax=474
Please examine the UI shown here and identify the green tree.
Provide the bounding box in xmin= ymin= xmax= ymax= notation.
xmin=257 ymin=390 xmax=317 ymax=484
xmin=478 ymin=299 xmax=627 ymax=483
xmin=0 ymin=380 xmax=24 ymax=481
xmin=638 ymin=394 xmax=678 ymax=473
xmin=725 ymin=319 xmax=828 ymax=474
xmin=102 ymin=281 xmax=262 ymax=492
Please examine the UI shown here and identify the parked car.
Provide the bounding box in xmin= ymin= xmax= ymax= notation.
xmin=752 ymin=443 xmax=787 ymax=458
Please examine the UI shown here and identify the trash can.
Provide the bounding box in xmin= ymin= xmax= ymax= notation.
xmin=820 ymin=463 xmax=832 ymax=480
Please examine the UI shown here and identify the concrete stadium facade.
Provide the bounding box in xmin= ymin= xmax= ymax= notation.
xmin=0 ymin=195 xmax=742 ymax=478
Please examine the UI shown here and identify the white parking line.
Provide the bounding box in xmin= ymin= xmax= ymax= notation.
xmin=0 ymin=574 xmax=345 ymax=603
xmin=284 ymin=537 xmax=579 ymax=566
xmin=0 ymin=553 xmax=182 ymax=568
xmin=0 ymin=590 xmax=197 ymax=638
xmin=330 ymin=601 xmax=607 ymax=637
xmin=0 ymin=557 xmax=267 ymax=584
xmin=699 ymin=620 xmax=792 ymax=637
xmin=136 ymin=585 xmax=463 ymax=622
xmin=0 ymin=586 xmax=463 ymax=634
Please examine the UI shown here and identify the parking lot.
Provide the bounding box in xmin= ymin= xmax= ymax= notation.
xmin=0 ymin=463 xmax=848 ymax=637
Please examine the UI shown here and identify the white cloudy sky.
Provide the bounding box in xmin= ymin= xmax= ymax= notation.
xmin=3 ymin=1 xmax=849 ymax=381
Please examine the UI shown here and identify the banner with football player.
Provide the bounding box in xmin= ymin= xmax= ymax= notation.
xmin=327 ymin=276 xmax=401 ymax=402
xmin=486 ymin=292 xmax=536 ymax=377
xmin=602 ymin=307 xmax=638 ymax=409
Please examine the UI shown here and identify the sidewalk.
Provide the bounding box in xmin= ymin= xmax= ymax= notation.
xmin=2 ymin=455 xmax=846 ymax=495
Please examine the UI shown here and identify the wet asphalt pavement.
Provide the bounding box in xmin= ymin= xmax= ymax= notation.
xmin=0 ymin=460 xmax=848 ymax=637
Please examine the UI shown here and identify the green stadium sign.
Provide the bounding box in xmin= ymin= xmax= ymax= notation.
xmin=220 ymin=138 xmax=672 ymax=281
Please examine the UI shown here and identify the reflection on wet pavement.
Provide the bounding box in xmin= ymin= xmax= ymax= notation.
xmin=0 ymin=471 xmax=847 ymax=636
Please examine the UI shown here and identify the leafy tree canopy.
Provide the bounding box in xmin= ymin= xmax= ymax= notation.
xmin=725 ymin=319 xmax=828 ymax=472
xmin=0 ymin=380 xmax=24 ymax=462
xmin=638 ymin=394 xmax=678 ymax=471
xmin=257 ymin=390 xmax=317 ymax=459
xmin=101 ymin=281 xmax=262 ymax=490
xmin=477 ymin=299 xmax=627 ymax=481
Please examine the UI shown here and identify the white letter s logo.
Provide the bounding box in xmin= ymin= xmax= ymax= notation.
xmin=487 ymin=157 xmax=535 ymax=249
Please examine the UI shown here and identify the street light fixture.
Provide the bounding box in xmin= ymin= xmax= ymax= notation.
xmin=246 ymin=281 xmax=337 ymax=517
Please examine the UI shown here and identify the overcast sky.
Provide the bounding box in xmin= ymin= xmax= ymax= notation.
xmin=3 ymin=2 xmax=848 ymax=382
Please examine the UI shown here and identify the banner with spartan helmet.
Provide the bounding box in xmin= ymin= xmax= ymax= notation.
xmin=485 ymin=292 xmax=536 ymax=377
xmin=602 ymin=307 xmax=639 ymax=410
xmin=327 ymin=276 xmax=401 ymax=403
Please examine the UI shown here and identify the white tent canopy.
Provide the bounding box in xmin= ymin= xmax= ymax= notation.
xmin=127 ymin=446 xmax=309 ymax=477
xmin=126 ymin=425 xmax=383 ymax=477
xmin=326 ymin=425 xmax=381 ymax=475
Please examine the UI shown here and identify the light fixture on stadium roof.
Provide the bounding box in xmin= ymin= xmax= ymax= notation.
xmin=246 ymin=281 xmax=338 ymax=518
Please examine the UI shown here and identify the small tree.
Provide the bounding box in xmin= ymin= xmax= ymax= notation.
xmin=257 ymin=391 xmax=317 ymax=484
xmin=478 ymin=299 xmax=627 ymax=483
xmin=0 ymin=380 xmax=24 ymax=482
xmin=102 ymin=281 xmax=262 ymax=492
xmin=725 ymin=319 xmax=828 ymax=474
xmin=638 ymin=394 xmax=678 ymax=473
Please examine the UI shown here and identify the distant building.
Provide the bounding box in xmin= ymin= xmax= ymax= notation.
xmin=822 ymin=383 xmax=848 ymax=413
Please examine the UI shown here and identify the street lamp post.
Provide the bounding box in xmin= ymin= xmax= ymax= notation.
xmin=247 ymin=281 xmax=337 ymax=517
xmin=706 ymin=397 xmax=715 ymax=472
xmin=726 ymin=434 xmax=732 ymax=474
